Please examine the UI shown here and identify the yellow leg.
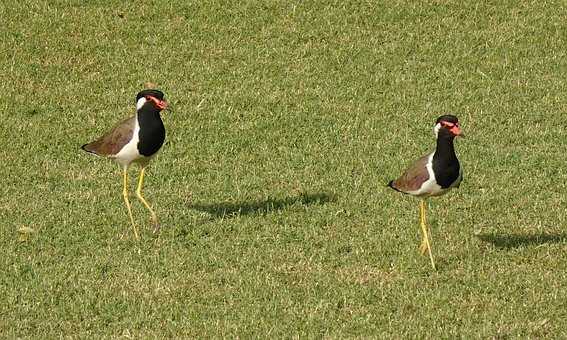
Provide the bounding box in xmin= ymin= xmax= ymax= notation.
xmin=122 ymin=166 xmax=139 ymax=240
xmin=135 ymin=167 xmax=160 ymax=233
xmin=419 ymin=202 xmax=427 ymax=255
xmin=419 ymin=200 xmax=428 ymax=254
xmin=419 ymin=199 xmax=436 ymax=270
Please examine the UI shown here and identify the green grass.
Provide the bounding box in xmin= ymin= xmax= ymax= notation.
xmin=2 ymin=0 xmax=567 ymax=337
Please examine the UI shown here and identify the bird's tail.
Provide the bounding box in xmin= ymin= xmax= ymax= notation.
xmin=81 ymin=143 xmax=98 ymax=155
xmin=387 ymin=180 xmax=403 ymax=193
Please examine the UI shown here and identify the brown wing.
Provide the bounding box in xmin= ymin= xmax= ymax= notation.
xmin=390 ymin=154 xmax=430 ymax=193
xmin=82 ymin=116 xmax=136 ymax=156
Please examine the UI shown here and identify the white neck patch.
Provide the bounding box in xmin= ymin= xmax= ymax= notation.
xmin=433 ymin=123 xmax=441 ymax=138
xmin=136 ymin=97 xmax=147 ymax=111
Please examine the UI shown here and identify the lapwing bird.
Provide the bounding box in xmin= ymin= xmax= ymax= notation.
xmin=81 ymin=89 xmax=168 ymax=240
xmin=388 ymin=115 xmax=463 ymax=269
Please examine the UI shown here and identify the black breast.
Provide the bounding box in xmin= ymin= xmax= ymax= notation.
xmin=432 ymin=155 xmax=460 ymax=188
xmin=432 ymin=133 xmax=460 ymax=188
xmin=136 ymin=107 xmax=165 ymax=157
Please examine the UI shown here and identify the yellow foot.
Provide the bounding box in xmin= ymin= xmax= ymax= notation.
xmin=419 ymin=240 xmax=428 ymax=255
xmin=151 ymin=218 xmax=161 ymax=234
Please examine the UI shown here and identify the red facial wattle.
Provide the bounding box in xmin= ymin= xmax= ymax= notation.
xmin=450 ymin=125 xmax=462 ymax=136
xmin=441 ymin=121 xmax=462 ymax=137
xmin=146 ymin=95 xmax=168 ymax=110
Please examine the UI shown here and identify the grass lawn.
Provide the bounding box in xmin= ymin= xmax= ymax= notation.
xmin=2 ymin=0 xmax=567 ymax=337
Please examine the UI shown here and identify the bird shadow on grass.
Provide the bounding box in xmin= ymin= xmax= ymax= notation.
xmin=188 ymin=192 xmax=337 ymax=219
xmin=476 ymin=232 xmax=567 ymax=249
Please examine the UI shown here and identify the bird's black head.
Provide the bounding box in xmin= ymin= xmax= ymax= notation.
xmin=136 ymin=89 xmax=165 ymax=102
xmin=435 ymin=114 xmax=459 ymax=125
xmin=434 ymin=114 xmax=463 ymax=138
xmin=135 ymin=89 xmax=167 ymax=111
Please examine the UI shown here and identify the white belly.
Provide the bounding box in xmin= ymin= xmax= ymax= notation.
xmin=113 ymin=116 xmax=141 ymax=167
xmin=405 ymin=153 xmax=452 ymax=197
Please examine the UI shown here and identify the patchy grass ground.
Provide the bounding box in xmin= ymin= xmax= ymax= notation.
xmin=2 ymin=0 xmax=567 ymax=337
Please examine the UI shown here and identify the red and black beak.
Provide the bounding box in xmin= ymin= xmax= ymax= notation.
xmin=441 ymin=121 xmax=464 ymax=137
xmin=450 ymin=124 xmax=463 ymax=137
xmin=146 ymin=96 xmax=168 ymax=111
